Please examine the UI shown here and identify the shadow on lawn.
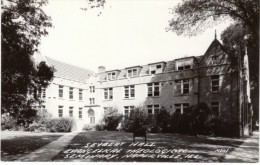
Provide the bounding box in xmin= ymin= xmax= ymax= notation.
xmin=1 ymin=134 xmax=62 ymax=161
xmin=53 ymin=131 xmax=245 ymax=162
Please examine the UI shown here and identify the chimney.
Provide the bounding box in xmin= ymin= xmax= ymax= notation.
xmin=98 ymin=66 xmax=106 ymax=73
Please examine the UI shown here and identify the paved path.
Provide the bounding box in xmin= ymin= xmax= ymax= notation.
xmin=17 ymin=131 xmax=80 ymax=161
xmin=223 ymin=131 xmax=259 ymax=163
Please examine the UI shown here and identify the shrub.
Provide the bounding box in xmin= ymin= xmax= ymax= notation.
xmin=103 ymin=107 xmax=123 ymax=131
xmin=83 ymin=124 xmax=94 ymax=131
xmin=121 ymin=106 xmax=148 ymax=132
xmin=46 ymin=118 xmax=75 ymax=132
xmin=26 ymin=109 xmax=52 ymax=132
xmin=210 ymin=116 xmax=239 ymax=137
xmin=154 ymin=108 xmax=171 ymax=133
xmin=95 ymin=123 xmax=105 ymax=131
xmin=1 ymin=114 xmax=19 ymax=131
xmin=168 ymin=112 xmax=182 ymax=133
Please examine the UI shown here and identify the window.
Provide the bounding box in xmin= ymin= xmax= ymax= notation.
xmin=90 ymin=86 xmax=95 ymax=93
xmin=69 ymin=87 xmax=74 ymax=99
xmin=124 ymin=106 xmax=134 ymax=116
xmin=147 ymin=105 xmax=160 ymax=116
xmin=211 ymin=75 xmax=220 ymax=92
xmin=59 ymin=85 xmax=63 ymax=98
xmin=89 ymin=98 xmax=95 ymax=105
xmin=174 ymin=103 xmax=189 ymax=114
xmin=38 ymin=88 xmax=46 ymax=98
xmin=150 ymin=64 xmax=163 ymax=74
xmin=58 ymin=106 xmax=63 ymax=117
xmin=79 ymin=108 xmax=83 ymax=119
xmin=69 ymin=107 xmax=73 ymax=117
xmin=175 ymin=79 xmax=190 ymax=95
xmin=124 ymin=86 xmax=135 ymax=98
xmin=79 ymin=89 xmax=83 ymax=100
xmin=211 ymin=102 xmax=220 ymax=116
xmin=147 ymin=82 xmax=160 ymax=97
xmin=176 ymin=60 xmax=192 ymax=70
xmin=107 ymin=72 xmax=116 ymax=80
xmin=127 ymin=69 xmax=138 ymax=77
xmin=104 ymin=88 xmax=113 ymax=100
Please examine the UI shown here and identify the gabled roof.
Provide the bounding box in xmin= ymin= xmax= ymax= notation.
xmin=45 ymin=57 xmax=94 ymax=83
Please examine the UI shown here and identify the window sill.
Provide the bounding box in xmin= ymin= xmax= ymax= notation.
xmin=58 ymin=98 xmax=64 ymax=100
xmin=147 ymin=96 xmax=160 ymax=98
xmin=69 ymin=99 xmax=75 ymax=101
xmin=103 ymin=99 xmax=113 ymax=101
xmin=174 ymin=94 xmax=190 ymax=96
xmin=123 ymin=98 xmax=135 ymax=100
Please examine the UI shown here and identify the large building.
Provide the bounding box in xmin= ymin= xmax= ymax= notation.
xmin=36 ymin=38 xmax=252 ymax=137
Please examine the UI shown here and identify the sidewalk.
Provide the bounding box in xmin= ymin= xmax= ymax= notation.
xmin=17 ymin=131 xmax=80 ymax=161
xmin=223 ymin=131 xmax=259 ymax=163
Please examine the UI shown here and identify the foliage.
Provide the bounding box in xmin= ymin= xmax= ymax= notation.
xmin=1 ymin=0 xmax=54 ymax=125
xmin=102 ymin=107 xmax=123 ymax=131
xmin=153 ymin=108 xmax=171 ymax=133
xmin=121 ymin=106 xmax=148 ymax=132
xmin=46 ymin=118 xmax=75 ymax=132
xmin=1 ymin=114 xmax=19 ymax=131
xmin=26 ymin=109 xmax=52 ymax=132
xmin=210 ymin=116 xmax=239 ymax=137
xmin=95 ymin=123 xmax=105 ymax=131
xmin=168 ymin=0 xmax=259 ymax=37
xmin=221 ymin=23 xmax=259 ymax=124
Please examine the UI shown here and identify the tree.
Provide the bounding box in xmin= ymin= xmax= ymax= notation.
xmin=168 ymin=0 xmax=259 ymax=124
xmin=1 ymin=0 xmax=54 ymax=127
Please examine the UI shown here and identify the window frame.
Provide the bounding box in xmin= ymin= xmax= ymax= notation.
xmin=58 ymin=106 xmax=63 ymax=117
xmin=175 ymin=79 xmax=190 ymax=95
xmin=79 ymin=108 xmax=83 ymax=119
xmin=104 ymin=88 xmax=113 ymax=100
xmin=79 ymin=89 xmax=83 ymax=100
xmin=124 ymin=106 xmax=134 ymax=117
xmin=69 ymin=87 xmax=74 ymax=99
xmin=147 ymin=105 xmax=160 ymax=116
xmin=59 ymin=85 xmax=63 ymax=98
xmin=147 ymin=82 xmax=160 ymax=97
xmin=211 ymin=75 xmax=220 ymax=92
xmin=174 ymin=103 xmax=190 ymax=114
xmin=124 ymin=85 xmax=135 ymax=98
xmin=107 ymin=72 xmax=116 ymax=80
xmin=127 ymin=69 xmax=138 ymax=78
xmin=69 ymin=106 xmax=73 ymax=117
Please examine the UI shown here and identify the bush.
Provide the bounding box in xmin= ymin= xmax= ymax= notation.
xmin=102 ymin=107 xmax=123 ymax=131
xmin=46 ymin=118 xmax=75 ymax=132
xmin=168 ymin=112 xmax=182 ymax=133
xmin=95 ymin=123 xmax=105 ymax=131
xmin=26 ymin=109 xmax=52 ymax=132
xmin=154 ymin=108 xmax=171 ymax=133
xmin=121 ymin=106 xmax=148 ymax=132
xmin=210 ymin=116 xmax=239 ymax=137
xmin=1 ymin=114 xmax=19 ymax=131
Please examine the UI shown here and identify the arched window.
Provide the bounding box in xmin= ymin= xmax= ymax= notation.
xmin=88 ymin=109 xmax=95 ymax=124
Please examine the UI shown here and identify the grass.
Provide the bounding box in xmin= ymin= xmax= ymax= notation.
xmin=53 ymin=131 xmax=245 ymax=162
xmin=1 ymin=131 xmax=64 ymax=161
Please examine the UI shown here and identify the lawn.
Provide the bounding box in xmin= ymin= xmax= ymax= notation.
xmin=53 ymin=131 xmax=245 ymax=162
xmin=1 ymin=131 xmax=65 ymax=161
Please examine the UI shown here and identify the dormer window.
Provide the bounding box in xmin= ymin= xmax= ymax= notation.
xmin=107 ymin=72 xmax=116 ymax=80
xmin=176 ymin=59 xmax=193 ymax=71
xmin=149 ymin=63 xmax=165 ymax=74
xmin=127 ymin=68 xmax=138 ymax=78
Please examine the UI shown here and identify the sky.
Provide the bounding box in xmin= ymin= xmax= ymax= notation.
xmin=39 ymin=0 xmax=233 ymax=72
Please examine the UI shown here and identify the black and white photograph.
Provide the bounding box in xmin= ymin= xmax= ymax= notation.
xmin=1 ymin=0 xmax=259 ymax=163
